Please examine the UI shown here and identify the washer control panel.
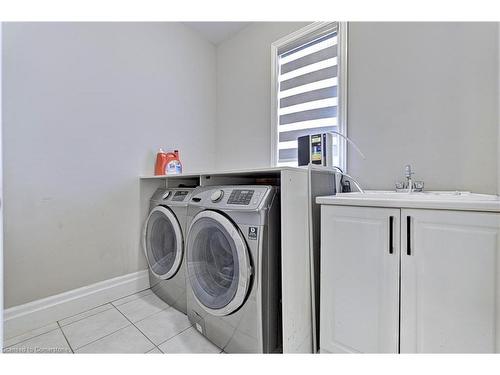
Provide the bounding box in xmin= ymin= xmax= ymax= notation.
xmin=152 ymin=188 xmax=195 ymax=205
xmin=227 ymin=189 xmax=254 ymax=205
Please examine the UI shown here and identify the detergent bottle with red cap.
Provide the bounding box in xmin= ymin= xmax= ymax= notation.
xmin=165 ymin=150 xmax=182 ymax=175
xmin=154 ymin=148 xmax=168 ymax=175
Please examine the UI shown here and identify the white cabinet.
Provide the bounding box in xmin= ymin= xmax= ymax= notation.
xmin=320 ymin=205 xmax=400 ymax=353
xmin=320 ymin=205 xmax=500 ymax=353
xmin=400 ymin=209 xmax=500 ymax=353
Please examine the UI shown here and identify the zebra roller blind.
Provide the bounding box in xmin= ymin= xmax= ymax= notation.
xmin=276 ymin=23 xmax=342 ymax=166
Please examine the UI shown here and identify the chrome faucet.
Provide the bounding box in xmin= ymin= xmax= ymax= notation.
xmin=396 ymin=164 xmax=424 ymax=193
xmin=405 ymin=164 xmax=414 ymax=193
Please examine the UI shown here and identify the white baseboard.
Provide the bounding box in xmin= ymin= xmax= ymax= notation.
xmin=3 ymin=270 xmax=150 ymax=339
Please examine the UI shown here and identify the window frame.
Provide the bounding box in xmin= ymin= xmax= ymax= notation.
xmin=270 ymin=21 xmax=349 ymax=171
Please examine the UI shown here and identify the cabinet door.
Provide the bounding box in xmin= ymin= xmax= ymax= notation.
xmin=400 ymin=209 xmax=500 ymax=353
xmin=320 ymin=205 xmax=400 ymax=353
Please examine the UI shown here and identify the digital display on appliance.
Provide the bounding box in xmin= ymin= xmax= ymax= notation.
xmin=227 ymin=190 xmax=254 ymax=205
xmin=171 ymin=191 xmax=189 ymax=201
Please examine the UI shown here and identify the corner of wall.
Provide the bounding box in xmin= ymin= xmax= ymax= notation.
xmin=213 ymin=22 xmax=311 ymax=171
xmin=0 ymin=21 xmax=4 ymax=345
xmin=214 ymin=42 xmax=222 ymax=169
xmin=498 ymin=21 xmax=500 ymax=195
xmin=213 ymin=27 xmax=241 ymax=170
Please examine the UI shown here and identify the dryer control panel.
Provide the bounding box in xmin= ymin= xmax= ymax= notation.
xmin=190 ymin=186 xmax=274 ymax=210
xmin=171 ymin=190 xmax=190 ymax=202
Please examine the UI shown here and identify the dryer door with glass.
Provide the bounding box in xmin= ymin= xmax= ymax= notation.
xmin=186 ymin=210 xmax=252 ymax=316
xmin=143 ymin=206 xmax=184 ymax=280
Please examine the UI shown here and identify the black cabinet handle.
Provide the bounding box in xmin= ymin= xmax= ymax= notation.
xmin=389 ymin=216 xmax=394 ymax=254
xmin=406 ymin=216 xmax=411 ymax=255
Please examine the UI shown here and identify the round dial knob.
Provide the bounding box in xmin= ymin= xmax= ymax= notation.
xmin=162 ymin=191 xmax=171 ymax=200
xmin=210 ymin=190 xmax=224 ymax=202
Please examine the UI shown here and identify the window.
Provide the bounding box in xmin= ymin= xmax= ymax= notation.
xmin=271 ymin=22 xmax=347 ymax=169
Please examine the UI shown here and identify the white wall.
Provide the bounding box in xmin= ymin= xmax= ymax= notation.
xmin=2 ymin=23 xmax=216 ymax=308
xmin=4 ymin=21 xmax=499 ymax=309
xmin=215 ymin=22 xmax=499 ymax=194
xmin=347 ymin=22 xmax=498 ymax=194
xmin=215 ymin=22 xmax=309 ymax=170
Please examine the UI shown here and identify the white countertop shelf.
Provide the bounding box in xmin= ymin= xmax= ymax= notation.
xmin=139 ymin=166 xmax=308 ymax=179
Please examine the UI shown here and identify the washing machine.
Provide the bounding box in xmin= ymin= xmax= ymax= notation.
xmin=143 ymin=187 xmax=195 ymax=314
xmin=185 ymin=185 xmax=282 ymax=353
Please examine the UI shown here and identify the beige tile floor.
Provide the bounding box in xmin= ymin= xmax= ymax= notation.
xmin=3 ymin=289 xmax=223 ymax=354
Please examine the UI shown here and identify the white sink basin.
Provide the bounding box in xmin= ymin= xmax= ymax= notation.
xmin=317 ymin=190 xmax=500 ymax=212
xmin=336 ymin=190 xmax=500 ymax=201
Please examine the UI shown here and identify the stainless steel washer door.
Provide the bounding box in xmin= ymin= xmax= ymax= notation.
xmin=186 ymin=210 xmax=252 ymax=316
xmin=143 ymin=206 xmax=183 ymax=280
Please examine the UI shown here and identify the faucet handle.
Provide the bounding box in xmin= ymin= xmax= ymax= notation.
xmin=413 ymin=181 xmax=424 ymax=192
xmin=395 ymin=181 xmax=406 ymax=192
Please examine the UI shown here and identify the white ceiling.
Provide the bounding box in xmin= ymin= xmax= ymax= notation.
xmin=183 ymin=22 xmax=251 ymax=45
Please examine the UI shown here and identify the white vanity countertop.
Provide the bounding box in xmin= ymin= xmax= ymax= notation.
xmin=316 ymin=191 xmax=500 ymax=212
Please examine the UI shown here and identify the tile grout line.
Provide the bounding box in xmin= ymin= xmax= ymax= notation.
xmin=5 ymin=289 xmax=153 ymax=352
xmin=64 ymin=302 xmax=177 ymax=352
xmin=58 ymin=304 xmax=115 ymax=328
xmin=111 ymin=304 xmax=158 ymax=352
xmin=6 ymin=289 xmax=153 ymax=349
xmin=57 ymin=321 xmax=74 ymax=354
xmin=154 ymin=324 xmax=195 ymax=349
xmin=65 ymin=287 xmax=152 ymax=316
xmin=8 ymin=289 xmax=207 ymax=354
xmin=110 ymin=287 xmax=152 ymax=304
xmin=58 ymin=289 xmax=163 ymax=352
xmin=116 ymin=295 xmax=222 ymax=354
xmin=71 ymin=322 xmax=134 ymax=352
xmin=60 ymin=299 xmax=122 ymax=326
xmin=5 ymin=289 xmax=222 ymax=354
xmin=58 ymin=288 xmax=154 ymax=332
xmin=113 ymin=302 xmax=195 ymax=352
xmin=127 ymin=303 xmax=222 ymax=353
xmin=111 ymin=289 xmax=153 ymax=307
xmin=123 ymin=303 xmax=172 ymax=326
xmin=3 ymin=326 xmax=62 ymax=349
xmin=67 ymin=296 xmax=157 ymax=352
xmin=4 ymin=288 xmax=152 ymax=348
